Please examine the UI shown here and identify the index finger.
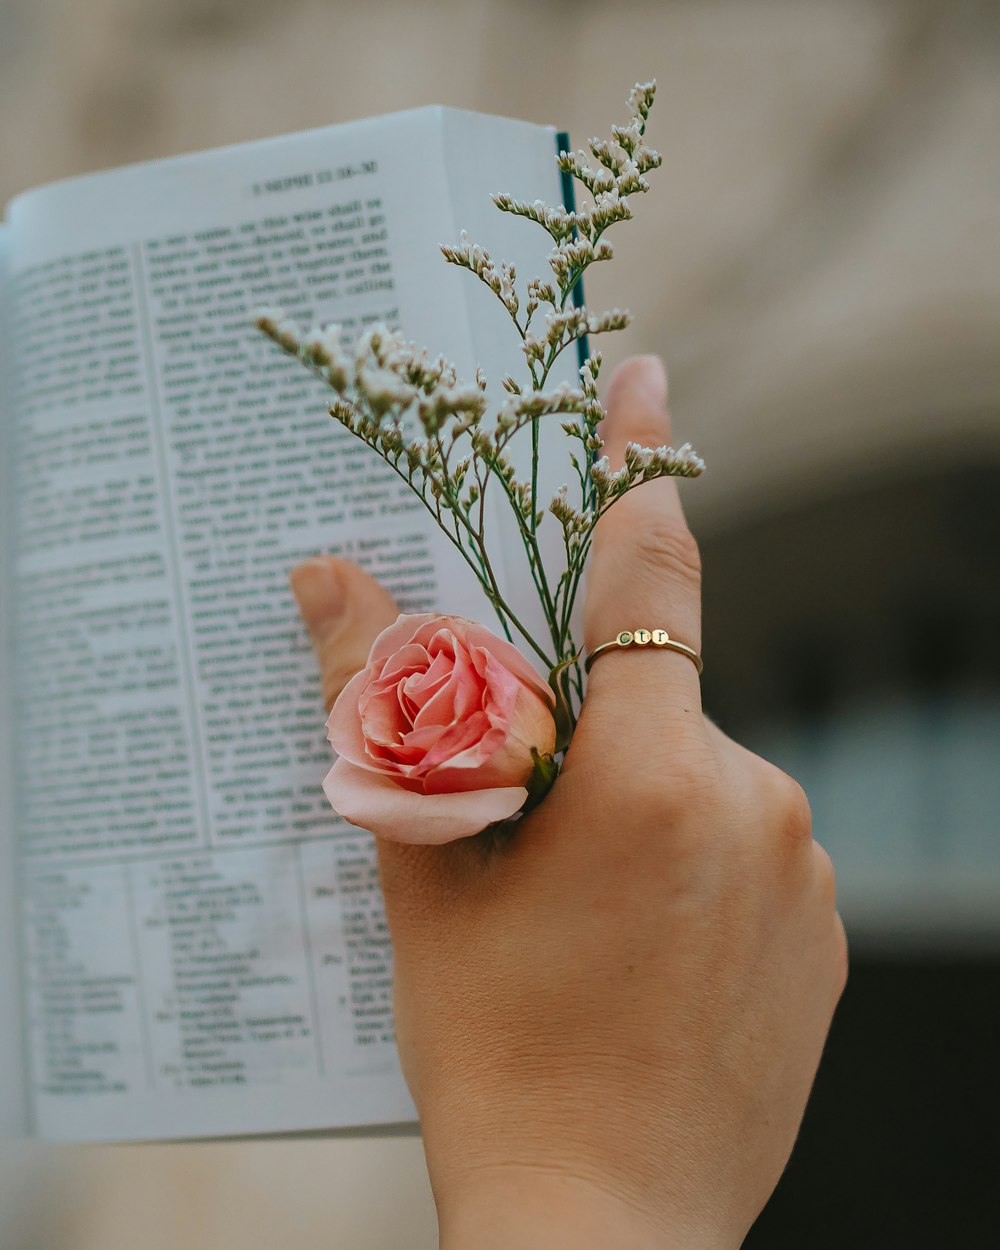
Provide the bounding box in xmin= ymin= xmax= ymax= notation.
xmin=583 ymin=356 xmax=703 ymax=704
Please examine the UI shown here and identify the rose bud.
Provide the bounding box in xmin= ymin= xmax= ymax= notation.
xmin=324 ymin=614 xmax=557 ymax=844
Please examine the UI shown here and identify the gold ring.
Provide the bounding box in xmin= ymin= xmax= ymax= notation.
xmin=584 ymin=629 xmax=703 ymax=676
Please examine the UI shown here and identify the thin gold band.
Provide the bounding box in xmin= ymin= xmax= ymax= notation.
xmin=584 ymin=629 xmax=704 ymax=676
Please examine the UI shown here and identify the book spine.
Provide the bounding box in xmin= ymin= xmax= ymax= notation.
xmin=556 ymin=131 xmax=590 ymax=371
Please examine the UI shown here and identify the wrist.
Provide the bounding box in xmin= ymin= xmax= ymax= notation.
xmin=434 ymin=1164 xmax=716 ymax=1250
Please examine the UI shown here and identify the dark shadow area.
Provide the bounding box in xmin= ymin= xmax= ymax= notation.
xmin=699 ymin=459 xmax=1000 ymax=1243
xmin=699 ymin=460 xmax=1000 ymax=737
xmin=746 ymin=955 xmax=1000 ymax=1246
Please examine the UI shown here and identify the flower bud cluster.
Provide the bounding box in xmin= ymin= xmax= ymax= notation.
xmin=494 ymin=382 xmax=589 ymax=445
xmin=556 ymin=149 xmax=618 ymax=196
xmin=587 ymin=308 xmax=631 ymax=335
xmin=559 ymin=354 xmax=606 ymax=453
xmin=546 ymin=235 xmax=614 ymax=287
xmin=627 ymin=440 xmax=705 ymax=478
xmin=440 ymin=231 xmax=518 ymax=316
xmin=521 ymin=306 xmax=588 ymax=366
xmin=572 ymin=188 xmax=633 ymax=238
xmin=557 ymin=80 xmax=661 ymax=204
xmin=628 ymin=81 xmax=657 ymax=121
xmin=549 ymin=483 xmax=593 ymax=534
xmin=491 ymin=194 xmax=576 ymax=243
xmin=433 ymin=83 xmax=663 ymax=401
xmin=355 ymin=364 xmax=416 ymax=417
xmin=417 ymin=385 xmax=488 ymax=436
xmin=255 ymin=310 xmax=496 ymax=517
xmin=256 ymin=308 xmax=351 ymax=389
xmin=524 ymin=277 xmax=558 ymax=322
xmin=619 ymin=139 xmax=662 ymax=178
xmin=590 ymin=439 xmax=705 ymax=506
xmin=522 ymin=298 xmax=628 ymax=378
xmin=256 ymin=82 xmax=700 ymax=710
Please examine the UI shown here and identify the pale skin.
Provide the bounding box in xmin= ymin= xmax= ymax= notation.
xmin=289 ymin=355 xmax=847 ymax=1249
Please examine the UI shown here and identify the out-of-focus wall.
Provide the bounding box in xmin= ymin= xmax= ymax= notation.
xmin=1 ymin=1 xmax=997 ymax=1246
xmin=3 ymin=0 xmax=997 ymax=535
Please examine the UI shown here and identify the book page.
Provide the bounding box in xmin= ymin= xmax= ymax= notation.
xmin=0 ymin=224 xmax=30 ymax=1138
xmin=4 ymin=108 xmax=570 ymax=1140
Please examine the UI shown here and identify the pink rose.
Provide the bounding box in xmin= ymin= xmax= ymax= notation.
xmin=324 ymin=614 xmax=557 ymax=844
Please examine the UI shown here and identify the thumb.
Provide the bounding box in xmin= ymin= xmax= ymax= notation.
xmin=289 ymin=555 xmax=398 ymax=712
xmin=289 ymin=556 xmax=480 ymax=910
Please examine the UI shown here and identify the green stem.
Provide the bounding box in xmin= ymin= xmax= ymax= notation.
xmin=531 ymin=414 xmax=540 ymax=535
xmin=478 ymin=439 xmax=562 ymax=659
xmin=525 ymin=418 xmax=561 ymax=651
xmin=470 ymin=455 xmax=556 ymax=670
xmin=344 ymin=425 xmax=553 ymax=666
xmin=559 ymin=532 xmax=593 ymax=645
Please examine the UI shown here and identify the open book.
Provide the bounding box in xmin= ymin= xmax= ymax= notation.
xmin=0 ymin=106 xmax=581 ymax=1142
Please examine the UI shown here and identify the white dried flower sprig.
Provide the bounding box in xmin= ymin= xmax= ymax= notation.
xmin=256 ymin=80 xmax=702 ymax=746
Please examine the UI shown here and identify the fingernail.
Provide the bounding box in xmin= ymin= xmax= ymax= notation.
xmin=604 ymin=354 xmax=668 ymax=422
xmin=625 ymin=354 xmax=668 ymax=402
xmin=289 ymin=557 xmax=345 ymax=630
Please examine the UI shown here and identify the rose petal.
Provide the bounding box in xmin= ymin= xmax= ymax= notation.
xmin=445 ymin=619 xmax=556 ymax=707
xmin=326 ymin=662 xmax=382 ymax=765
xmin=370 ymin=615 xmax=554 ymax=708
xmin=384 ymin=710 xmax=489 ymax=771
xmin=428 ymin=678 xmax=555 ymax=791
xmin=361 ymin=684 xmax=411 ymax=749
xmin=323 ymin=757 xmax=527 ymax=844
xmin=402 ymin=651 xmax=452 ymax=713
xmin=473 ymin=646 xmax=523 ymax=718
xmin=420 ymin=725 xmax=513 ymax=792
xmin=365 ymin=614 xmax=446 ymax=667
xmin=377 ymin=641 xmax=434 ymax=681
xmin=326 ymin=614 xmax=557 ymax=814
xmin=413 ymin=641 xmax=483 ymax=729
xmin=411 ymin=710 xmax=492 ymax=774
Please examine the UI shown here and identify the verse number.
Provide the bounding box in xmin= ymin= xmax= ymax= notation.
xmin=317 ymin=161 xmax=378 ymax=184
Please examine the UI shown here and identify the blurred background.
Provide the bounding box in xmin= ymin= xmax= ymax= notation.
xmin=1 ymin=0 xmax=997 ymax=1245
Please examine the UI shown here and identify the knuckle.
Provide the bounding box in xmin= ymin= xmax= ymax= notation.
xmin=632 ymin=517 xmax=702 ymax=589
xmin=752 ymin=757 xmax=813 ymax=842
xmin=631 ymin=738 xmax=724 ymax=822
xmin=813 ymin=840 xmax=838 ymax=904
xmin=781 ymin=777 xmax=814 ymax=842
xmin=832 ymin=912 xmax=849 ymax=995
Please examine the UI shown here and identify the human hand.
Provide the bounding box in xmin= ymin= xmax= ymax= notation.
xmin=290 ymin=355 xmax=847 ymax=1250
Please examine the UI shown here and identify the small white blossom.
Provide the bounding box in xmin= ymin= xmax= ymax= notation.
xmin=256 ymin=81 xmax=698 ymax=735
xmin=589 ymin=136 xmax=627 ymax=174
xmin=356 ymin=365 xmax=416 ymax=417
xmin=587 ymin=308 xmax=631 ymax=335
xmin=253 ymin=306 xmax=285 ymax=335
xmin=634 ymin=144 xmax=663 ymax=175
xmin=611 ymin=118 xmax=644 ymax=155
xmin=273 ymin=317 xmax=300 ymax=352
xmin=590 ymin=455 xmax=612 ymax=486
xmin=628 ymin=80 xmax=657 ymax=120
xmin=543 ymin=307 xmax=590 ymax=349
xmin=521 ymin=333 xmax=547 ymax=365
xmin=492 ymin=193 xmax=576 ymax=241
